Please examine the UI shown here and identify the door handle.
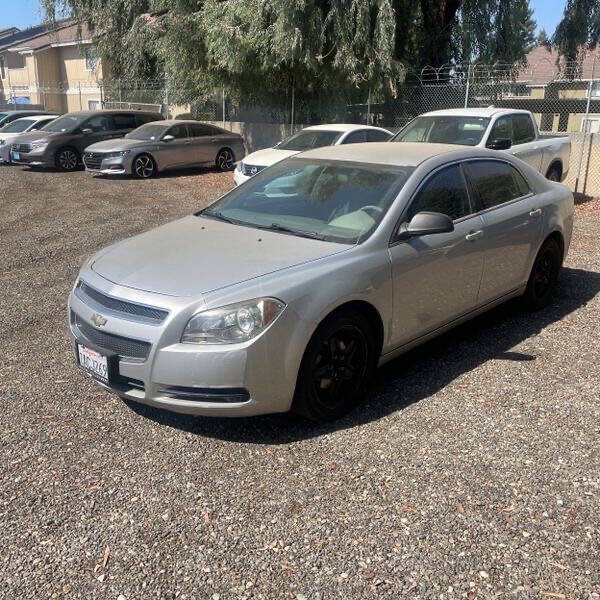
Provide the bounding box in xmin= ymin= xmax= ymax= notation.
xmin=465 ymin=230 xmax=483 ymax=241
xmin=529 ymin=208 xmax=542 ymax=217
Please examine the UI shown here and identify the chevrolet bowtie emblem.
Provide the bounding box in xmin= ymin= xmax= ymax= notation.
xmin=91 ymin=313 xmax=107 ymax=327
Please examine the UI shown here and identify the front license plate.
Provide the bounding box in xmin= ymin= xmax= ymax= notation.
xmin=77 ymin=344 xmax=109 ymax=383
xmin=12 ymin=151 xmax=20 ymax=160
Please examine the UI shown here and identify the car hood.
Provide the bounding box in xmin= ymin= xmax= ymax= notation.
xmin=0 ymin=132 xmax=24 ymax=142
xmin=84 ymin=138 xmax=149 ymax=152
xmin=242 ymin=147 xmax=299 ymax=167
xmin=12 ymin=130 xmax=64 ymax=143
xmin=91 ymin=215 xmax=349 ymax=297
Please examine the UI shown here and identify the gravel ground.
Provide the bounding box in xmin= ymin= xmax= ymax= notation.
xmin=0 ymin=165 xmax=599 ymax=600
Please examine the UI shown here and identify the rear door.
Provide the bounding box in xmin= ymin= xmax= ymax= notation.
xmin=388 ymin=163 xmax=485 ymax=346
xmin=340 ymin=130 xmax=368 ymax=144
xmin=508 ymin=114 xmax=543 ymax=172
xmin=463 ymin=159 xmax=543 ymax=304
xmin=111 ymin=112 xmax=138 ymax=138
xmin=188 ymin=123 xmax=221 ymax=163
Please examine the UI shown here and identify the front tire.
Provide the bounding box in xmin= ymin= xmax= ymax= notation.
xmin=292 ymin=311 xmax=377 ymax=422
xmin=132 ymin=154 xmax=156 ymax=179
xmin=522 ymin=238 xmax=562 ymax=310
xmin=55 ymin=147 xmax=80 ymax=171
xmin=216 ymin=148 xmax=235 ymax=171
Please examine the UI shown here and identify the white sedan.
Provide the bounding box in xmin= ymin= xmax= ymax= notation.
xmin=233 ymin=123 xmax=393 ymax=185
xmin=0 ymin=114 xmax=58 ymax=163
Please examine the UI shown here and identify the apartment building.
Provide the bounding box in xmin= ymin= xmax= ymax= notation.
xmin=0 ymin=21 xmax=103 ymax=113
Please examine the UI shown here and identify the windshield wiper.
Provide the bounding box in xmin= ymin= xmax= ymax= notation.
xmin=262 ymin=222 xmax=326 ymax=240
xmin=201 ymin=211 xmax=239 ymax=225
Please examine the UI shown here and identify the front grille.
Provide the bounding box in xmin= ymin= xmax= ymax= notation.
xmin=75 ymin=280 xmax=168 ymax=323
xmin=73 ymin=311 xmax=151 ymax=360
xmin=242 ymin=163 xmax=265 ymax=177
xmin=13 ymin=143 xmax=32 ymax=153
xmin=83 ymin=152 xmax=104 ymax=170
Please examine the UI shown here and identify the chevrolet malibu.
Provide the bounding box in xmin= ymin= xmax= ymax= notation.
xmin=68 ymin=143 xmax=574 ymax=422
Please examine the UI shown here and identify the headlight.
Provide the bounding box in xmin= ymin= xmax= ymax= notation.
xmin=237 ymin=161 xmax=244 ymax=172
xmin=30 ymin=141 xmax=48 ymax=151
xmin=103 ymin=150 xmax=131 ymax=159
xmin=0 ymin=140 xmax=5 ymax=146
xmin=181 ymin=298 xmax=285 ymax=344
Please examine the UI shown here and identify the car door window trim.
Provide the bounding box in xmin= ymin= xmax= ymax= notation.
xmin=389 ymin=159 xmax=477 ymax=247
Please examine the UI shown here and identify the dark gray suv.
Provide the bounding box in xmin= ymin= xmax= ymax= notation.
xmin=10 ymin=110 xmax=164 ymax=171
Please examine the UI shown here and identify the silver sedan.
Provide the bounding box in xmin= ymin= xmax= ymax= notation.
xmin=82 ymin=120 xmax=245 ymax=177
xmin=68 ymin=143 xmax=574 ymax=422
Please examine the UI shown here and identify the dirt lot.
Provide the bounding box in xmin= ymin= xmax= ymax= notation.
xmin=0 ymin=165 xmax=599 ymax=599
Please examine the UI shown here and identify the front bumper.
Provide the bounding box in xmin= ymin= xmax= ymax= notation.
xmin=67 ymin=271 xmax=304 ymax=417
xmin=10 ymin=149 xmax=53 ymax=167
xmin=83 ymin=153 xmax=133 ymax=176
xmin=0 ymin=145 xmax=11 ymax=163
xmin=233 ymin=167 xmax=250 ymax=186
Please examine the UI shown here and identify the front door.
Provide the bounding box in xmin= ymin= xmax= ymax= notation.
xmin=157 ymin=123 xmax=190 ymax=169
xmin=388 ymin=163 xmax=485 ymax=347
xmin=463 ymin=159 xmax=543 ymax=303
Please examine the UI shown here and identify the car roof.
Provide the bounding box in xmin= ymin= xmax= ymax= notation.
xmin=62 ymin=110 xmax=163 ymax=117
xmin=303 ymin=123 xmax=390 ymax=133
xmin=11 ymin=114 xmax=58 ymax=122
xmin=297 ymin=141 xmax=509 ymax=167
xmin=422 ymin=107 xmax=532 ymax=118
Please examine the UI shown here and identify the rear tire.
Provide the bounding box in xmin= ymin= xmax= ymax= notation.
xmin=132 ymin=154 xmax=156 ymax=179
xmin=546 ymin=165 xmax=561 ymax=182
xmin=55 ymin=147 xmax=80 ymax=171
xmin=292 ymin=310 xmax=377 ymax=423
xmin=216 ymin=148 xmax=235 ymax=171
xmin=522 ymin=238 xmax=562 ymax=310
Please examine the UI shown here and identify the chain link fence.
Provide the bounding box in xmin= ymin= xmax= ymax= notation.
xmin=2 ymin=56 xmax=599 ymax=196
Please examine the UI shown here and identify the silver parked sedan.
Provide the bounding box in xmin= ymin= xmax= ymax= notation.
xmin=68 ymin=143 xmax=574 ymax=422
xmin=83 ymin=120 xmax=245 ymax=177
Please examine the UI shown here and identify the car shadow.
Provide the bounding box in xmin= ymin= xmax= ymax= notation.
xmin=89 ymin=165 xmax=233 ymax=181
xmin=124 ymin=267 xmax=600 ymax=443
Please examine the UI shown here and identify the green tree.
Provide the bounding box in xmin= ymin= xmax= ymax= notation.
xmin=553 ymin=0 xmax=600 ymax=62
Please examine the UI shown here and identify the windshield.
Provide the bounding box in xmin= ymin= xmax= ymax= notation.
xmin=277 ymin=129 xmax=342 ymax=151
xmin=1 ymin=119 xmax=34 ymax=133
xmin=200 ymin=158 xmax=413 ymax=244
xmin=125 ymin=123 xmax=167 ymax=141
xmin=41 ymin=114 xmax=87 ymax=133
xmin=392 ymin=116 xmax=490 ymax=146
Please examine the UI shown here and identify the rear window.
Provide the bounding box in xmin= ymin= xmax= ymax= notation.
xmin=392 ymin=116 xmax=490 ymax=146
xmin=465 ymin=160 xmax=531 ymax=209
xmin=277 ymin=130 xmax=341 ymax=151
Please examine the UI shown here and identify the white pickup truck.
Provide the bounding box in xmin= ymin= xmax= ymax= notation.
xmin=391 ymin=108 xmax=571 ymax=182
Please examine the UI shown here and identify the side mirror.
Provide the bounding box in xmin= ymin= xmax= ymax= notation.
xmin=487 ymin=138 xmax=512 ymax=150
xmin=396 ymin=211 xmax=454 ymax=241
xmin=81 ymin=128 xmax=93 ymax=135
xmin=162 ymin=134 xmax=174 ymax=142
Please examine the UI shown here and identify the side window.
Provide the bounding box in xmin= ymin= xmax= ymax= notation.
xmin=112 ymin=113 xmax=137 ymax=130
xmin=367 ymin=129 xmax=392 ymax=142
xmin=406 ymin=164 xmax=472 ymax=222
xmin=487 ymin=116 xmax=512 ymax=146
xmin=84 ymin=114 xmax=114 ymax=132
xmin=342 ymin=130 xmax=367 ymax=144
xmin=166 ymin=124 xmax=188 ymax=139
xmin=135 ymin=113 xmax=160 ymax=127
xmin=189 ymin=124 xmax=218 ymax=137
xmin=512 ymin=114 xmax=535 ymax=144
xmin=465 ymin=160 xmax=529 ymax=210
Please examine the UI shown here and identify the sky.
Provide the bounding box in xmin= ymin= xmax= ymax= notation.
xmin=1 ymin=0 xmax=567 ymax=35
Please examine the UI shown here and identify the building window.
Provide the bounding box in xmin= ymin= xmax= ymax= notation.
xmin=581 ymin=117 xmax=600 ymax=133
xmin=0 ymin=56 xmax=4 ymax=79
xmin=590 ymin=82 xmax=600 ymax=99
xmin=85 ymin=48 xmax=98 ymax=71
